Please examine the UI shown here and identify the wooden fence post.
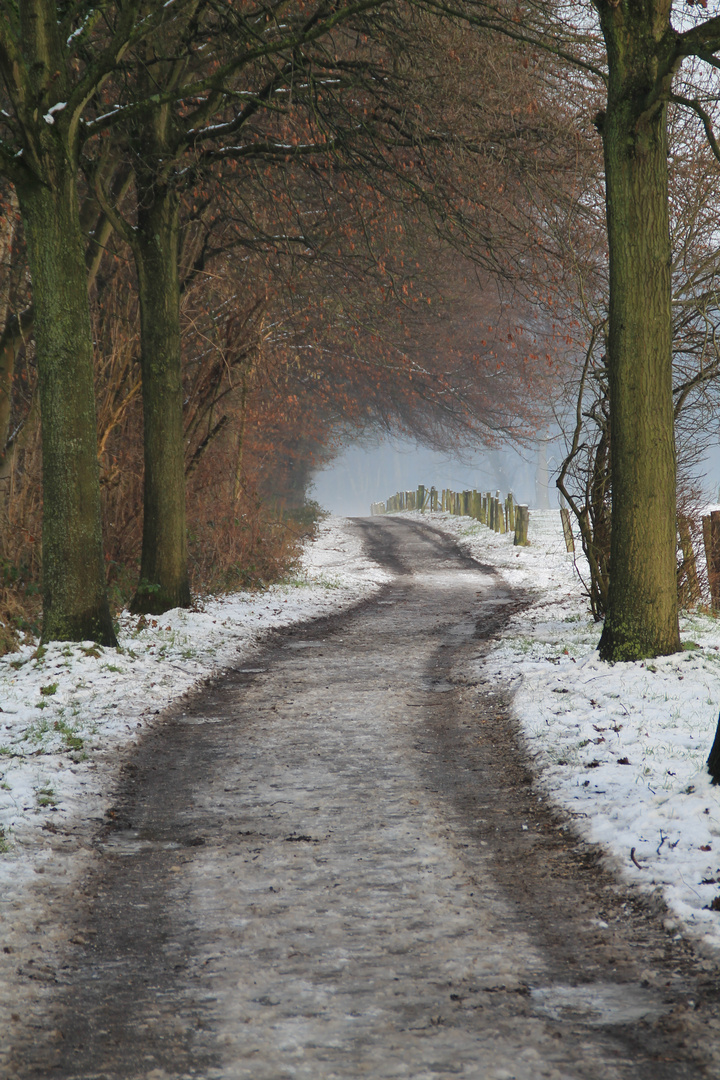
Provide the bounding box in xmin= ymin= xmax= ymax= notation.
xmin=506 ymin=493 xmax=515 ymax=532
xmin=514 ymin=505 xmax=530 ymax=546
xmin=560 ymin=507 xmax=575 ymax=553
xmin=494 ymin=492 xmax=503 ymax=533
xmin=703 ymin=512 xmax=720 ymax=609
xmin=678 ymin=514 xmax=700 ymax=607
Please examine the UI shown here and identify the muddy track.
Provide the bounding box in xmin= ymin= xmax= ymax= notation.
xmin=8 ymin=517 xmax=720 ymax=1079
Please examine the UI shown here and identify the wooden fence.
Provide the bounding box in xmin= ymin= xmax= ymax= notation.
xmin=371 ymin=486 xmax=535 ymax=546
xmin=703 ymin=511 xmax=720 ymax=609
xmin=370 ymin=492 xmax=720 ymax=609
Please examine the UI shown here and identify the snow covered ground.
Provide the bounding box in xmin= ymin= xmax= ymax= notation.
xmin=5 ymin=505 xmax=720 ymax=957
xmin=0 ymin=517 xmax=389 ymax=897
xmin=405 ymin=506 xmax=720 ymax=955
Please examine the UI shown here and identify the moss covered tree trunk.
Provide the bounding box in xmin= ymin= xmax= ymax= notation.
xmin=0 ymin=0 xmax=118 ymax=644
xmin=16 ymin=168 xmax=117 ymax=645
xmin=129 ymin=180 xmax=191 ymax=614
xmin=597 ymin=0 xmax=681 ymax=661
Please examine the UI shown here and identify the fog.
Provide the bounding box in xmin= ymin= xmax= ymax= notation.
xmin=312 ymin=435 xmax=720 ymax=518
xmin=311 ymin=437 xmax=562 ymax=517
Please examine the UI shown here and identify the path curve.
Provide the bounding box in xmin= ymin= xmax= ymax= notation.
xmin=10 ymin=517 xmax=720 ymax=1079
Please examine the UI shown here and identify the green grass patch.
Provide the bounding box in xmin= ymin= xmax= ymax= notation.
xmin=35 ymin=786 xmax=56 ymax=808
xmin=27 ymin=717 xmax=51 ymax=741
xmin=53 ymin=718 xmax=84 ymax=751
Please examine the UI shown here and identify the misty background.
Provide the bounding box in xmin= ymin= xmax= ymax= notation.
xmin=311 ymin=436 xmax=720 ymax=518
xmin=311 ymin=436 xmax=557 ymax=517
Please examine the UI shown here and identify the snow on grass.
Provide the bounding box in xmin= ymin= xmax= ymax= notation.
xmin=402 ymin=506 xmax=720 ymax=954
xmin=0 ymin=516 xmax=389 ymax=878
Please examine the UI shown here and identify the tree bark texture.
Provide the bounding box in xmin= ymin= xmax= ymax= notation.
xmin=0 ymin=186 xmax=17 ymax=459
xmin=16 ymin=167 xmax=117 ymax=645
xmin=597 ymin=0 xmax=681 ymax=661
xmin=130 ymin=181 xmax=191 ymax=614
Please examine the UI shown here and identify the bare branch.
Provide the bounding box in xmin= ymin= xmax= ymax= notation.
xmin=671 ymin=93 xmax=720 ymax=166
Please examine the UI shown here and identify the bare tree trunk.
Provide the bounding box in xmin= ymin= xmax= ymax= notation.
xmin=597 ymin=1 xmax=681 ymax=661
xmin=0 ymin=185 xmax=18 ymax=459
xmin=129 ymin=180 xmax=191 ymax=614
xmin=16 ymin=165 xmax=116 ymax=645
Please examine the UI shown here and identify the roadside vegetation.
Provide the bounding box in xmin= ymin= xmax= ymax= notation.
xmin=3 ymin=0 xmax=720 ymax=675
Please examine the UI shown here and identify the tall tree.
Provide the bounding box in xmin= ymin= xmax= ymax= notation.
xmin=592 ymin=1 xmax=720 ymax=658
xmin=430 ymin=0 xmax=720 ymax=660
xmin=0 ymin=2 xmax=149 ymax=644
xmin=93 ymin=2 xmax=542 ymax=613
xmin=92 ymin=0 xmax=404 ymax=614
xmin=593 ymin=1 xmax=680 ymax=660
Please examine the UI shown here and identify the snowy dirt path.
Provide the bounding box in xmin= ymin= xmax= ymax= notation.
xmin=7 ymin=517 xmax=720 ymax=1079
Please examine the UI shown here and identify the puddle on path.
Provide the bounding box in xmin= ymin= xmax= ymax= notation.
xmin=99 ymin=832 xmax=182 ymax=856
xmin=530 ymin=982 xmax=670 ymax=1027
